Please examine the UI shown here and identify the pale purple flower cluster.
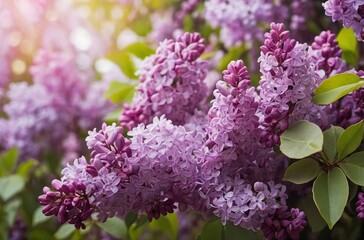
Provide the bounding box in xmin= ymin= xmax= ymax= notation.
xmin=259 ymin=23 xmax=317 ymax=146
xmin=0 ymin=83 xmax=65 ymax=159
xmin=261 ymin=206 xmax=307 ymax=240
xmin=119 ymin=32 xmax=209 ymax=130
xmin=310 ymin=31 xmax=347 ymax=81
xmin=323 ymin=0 xmax=364 ymax=41
xmin=204 ymin=0 xmax=288 ymax=47
xmin=0 ymin=49 xmax=113 ymax=160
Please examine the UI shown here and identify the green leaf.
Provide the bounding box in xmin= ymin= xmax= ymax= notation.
xmin=96 ymin=217 xmax=127 ymax=239
xmin=123 ymin=42 xmax=154 ymax=59
xmin=54 ymin=224 xmax=76 ymax=239
xmin=16 ymin=159 xmax=38 ymax=180
xmin=280 ymin=120 xmax=323 ymax=159
xmin=32 ymin=206 xmax=51 ymax=226
xmin=340 ymin=151 xmax=364 ymax=186
xmin=125 ymin=212 xmax=138 ymax=228
xmin=129 ymin=15 xmax=152 ymax=36
xmin=337 ymin=120 xmax=363 ymax=160
xmin=149 ymin=214 xmax=178 ymax=240
xmin=218 ymin=45 xmax=247 ymax=72
xmin=107 ymin=52 xmax=137 ymax=79
xmin=103 ymin=81 xmax=135 ymax=104
xmin=313 ymin=73 xmax=364 ymax=105
xmin=0 ymin=148 xmax=18 ymax=176
xmin=0 ymin=175 xmax=25 ymax=201
xmin=224 ymin=221 xmax=257 ymax=240
xmin=4 ymin=198 xmax=21 ymax=226
xmin=323 ymin=126 xmax=344 ymax=161
xmin=103 ymin=109 xmax=123 ymax=124
xmin=200 ymin=218 xmax=223 ymax=240
xmin=284 ymin=158 xmax=321 ymax=184
xmin=312 ymin=168 xmax=349 ymax=229
xmin=301 ymin=193 xmax=326 ymax=233
xmin=337 ymin=28 xmax=358 ymax=66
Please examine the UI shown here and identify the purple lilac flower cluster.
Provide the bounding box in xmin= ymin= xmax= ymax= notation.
xmin=119 ymin=32 xmax=209 ymax=130
xmin=323 ymin=0 xmax=364 ymax=41
xmin=258 ymin=23 xmax=317 ymax=147
xmin=204 ymin=0 xmax=288 ymax=47
xmin=0 ymin=49 xmax=113 ymax=161
xmin=40 ymin=27 xmax=328 ymax=238
xmin=310 ymin=30 xmax=347 ymax=81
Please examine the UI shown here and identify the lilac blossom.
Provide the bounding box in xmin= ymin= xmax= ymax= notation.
xmin=261 ymin=206 xmax=307 ymax=240
xmin=310 ymin=30 xmax=346 ymax=81
xmin=323 ymin=0 xmax=364 ymax=41
xmin=258 ymin=23 xmax=317 ymax=146
xmin=356 ymin=192 xmax=364 ymax=219
xmin=119 ymin=32 xmax=209 ymax=130
xmin=204 ymin=0 xmax=288 ymax=47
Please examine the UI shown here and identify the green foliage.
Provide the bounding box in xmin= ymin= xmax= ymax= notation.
xmin=130 ymin=15 xmax=152 ymax=36
xmin=284 ymin=158 xmax=321 ymax=184
xmin=336 ymin=120 xmax=363 ymax=160
xmin=218 ymin=45 xmax=247 ymax=72
xmin=96 ymin=217 xmax=127 ymax=239
xmin=323 ymin=126 xmax=344 ymax=161
xmin=340 ymin=151 xmax=364 ymax=186
xmin=103 ymin=81 xmax=136 ymax=104
xmin=123 ymin=42 xmax=154 ymax=59
xmin=313 ymin=168 xmax=349 ymax=229
xmin=54 ymin=224 xmax=76 ymax=239
xmin=313 ymin=73 xmax=364 ymax=105
xmin=337 ymin=28 xmax=359 ymax=66
xmin=0 ymin=148 xmax=18 ymax=176
xmin=200 ymin=218 xmax=223 ymax=240
xmin=224 ymin=221 xmax=258 ymax=240
xmin=107 ymin=52 xmax=138 ymax=79
xmin=0 ymin=175 xmax=25 ymax=201
xmin=32 ymin=207 xmax=51 ymax=226
xmin=301 ymin=193 xmax=327 ymax=233
xmin=280 ymin=120 xmax=323 ymax=159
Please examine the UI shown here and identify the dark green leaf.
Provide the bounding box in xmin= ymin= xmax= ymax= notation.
xmin=149 ymin=214 xmax=178 ymax=240
xmin=0 ymin=175 xmax=25 ymax=201
xmin=96 ymin=217 xmax=127 ymax=239
xmin=323 ymin=126 xmax=344 ymax=161
xmin=224 ymin=221 xmax=257 ymax=240
xmin=313 ymin=73 xmax=364 ymax=105
xmin=200 ymin=218 xmax=223 ymax=240
xmin=337 ymin=120 xmax=363 ymax=160
xmin=301 ymin=193 xmax=326 ymax=233
xmin=0 ymin=148 xmax=18 ymax=176
xmin=284 ymin=158 xmax=321 ymax=184
xmin=123 ymin=42 xmax=154 ymax=59
xmin=337 ymin=28 xmax=358 ymax=66
xmin=103 ymin=81 xmax=135 ymax=104
xmin=125 ymin=212 xmax=138 ymax=228
xmin=280 ymin=120 xmax=323 ymax=159
xmin=340 ymin=151 xmax=364 ymax=186
xmin=54 ymin=224 xmax=76 ymax=239
xmin=312 ymin=167 xmax=349 ymax=229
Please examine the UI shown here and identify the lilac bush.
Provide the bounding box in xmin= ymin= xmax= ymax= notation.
xmin=2 ymin=1 xmax=364 ymax=240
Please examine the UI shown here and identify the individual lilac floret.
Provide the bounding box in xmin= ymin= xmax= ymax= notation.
xmin=323 ymin=0 xmax=364 ymax=41
xmin=204 ymin=0 xmax=288 ymax=47
xmin=261 ymin=206 xmax=307 ymax=240
xmin=38 ymin=180 xmax=93 ymax=229
xmin=310 ymin=31 xmax=346 ymax=81
xmin=258 ymin=23 xmax=317 ymax=147
xmin=356 ymin=192 xmax=364 ymax=219
xmin=119 ymin=32 xmax=209 ymax=130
